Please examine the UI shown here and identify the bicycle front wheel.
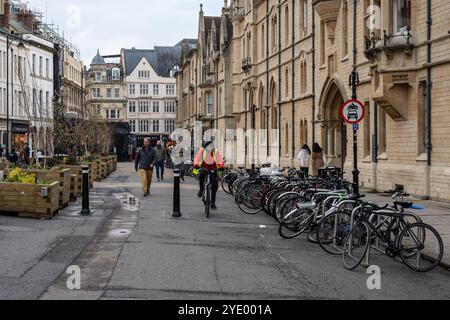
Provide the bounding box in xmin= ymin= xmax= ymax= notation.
xmin=398 ymin=223 xmax=444 ymax=272
xmin=279 ymin=209 xmax=314 ymax=239
xmin=317 ymin=211 xmax=352 ymax=255
xmin=343 ymin=221 xmax=370 ymax=270
xmin=236 ymin=187 xmax=263 ymax=215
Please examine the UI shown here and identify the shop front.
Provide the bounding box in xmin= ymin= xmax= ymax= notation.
xmin=11 ymin=122 xmax=30 ymax=152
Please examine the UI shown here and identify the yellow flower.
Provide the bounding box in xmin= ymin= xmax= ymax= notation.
xmin=6 ymin=168 xmax=37 ymax=184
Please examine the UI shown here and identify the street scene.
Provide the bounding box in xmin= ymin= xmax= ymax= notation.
xmin=0 ymin=0 xmax=450 ymax=304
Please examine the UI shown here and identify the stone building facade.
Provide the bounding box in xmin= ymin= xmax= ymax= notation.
xmin=176 ymin=0 xmax=450 ymax=201
xmin=62 ymin=48 xmax=84 ymax=115
xmin=176 ymin=3 xmax=235 ymax=154
xmin=85 ymin=50 xmax=127 ymax=123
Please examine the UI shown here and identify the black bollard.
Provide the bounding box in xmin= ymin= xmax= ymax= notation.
xmin=80 ymin=165 xmax=91 ymax=215
xmin=172 ymin=168 xmax=181 ymax=218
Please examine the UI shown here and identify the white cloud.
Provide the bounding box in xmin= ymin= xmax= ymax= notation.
xmin=26 ymin=0 xmax=224 ymax=63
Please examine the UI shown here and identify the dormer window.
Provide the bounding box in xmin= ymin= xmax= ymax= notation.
xmin=112 ymin=68 xmax=120 ymax=80
xmin=170 ymin=65 xmax=180 ymax=78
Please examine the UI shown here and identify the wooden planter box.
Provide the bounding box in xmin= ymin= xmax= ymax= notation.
xmin=101 ymin=157 xmax=113 ymax=176
xmin=69 ymin=174 xmax=79 ymax=201
xmin=91 ymin=160 xmax=101 ymax=182
xmin=109 ymin=155 xmax=117 ymax=171
xmin=24 ymin=168 xmax=71 ymax=209
xmin=0 ymin=159 xmax=9 ymax=179
xmin=0 ymin=181 xmax=60 ymax=219
xmin=56 ymin=165 xmax=93 ymax=199
xmin=100 ymin=161 xmax=107 ymax=179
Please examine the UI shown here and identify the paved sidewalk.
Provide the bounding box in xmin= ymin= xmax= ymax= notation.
xmin=0 ymin=182 xmax=126 ymax=299
xmin=364 ymin=192 xmax=450 ymax=268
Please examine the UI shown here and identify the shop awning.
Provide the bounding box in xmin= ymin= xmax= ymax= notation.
xmin=11 ymin=123 xmax=29 ymax=134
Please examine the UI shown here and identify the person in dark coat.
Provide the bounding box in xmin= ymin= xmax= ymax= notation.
xmin=135 ymin=138 xmax=157 ymax=197
xmin=24 ymin=143 xmax=31 ymax=165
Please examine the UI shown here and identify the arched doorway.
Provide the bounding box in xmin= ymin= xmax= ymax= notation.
xmin=320 ymin=81 xmax=348 ymax=169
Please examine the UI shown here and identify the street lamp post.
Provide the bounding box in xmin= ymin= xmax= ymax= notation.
xmin=3 ymin=32 xmax=25 ymax=154
xmin=349 ymin=0 xmax=360 ymax=195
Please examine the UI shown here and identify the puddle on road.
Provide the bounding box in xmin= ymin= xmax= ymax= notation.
xmin=112 ymin=193 xmax=140 ymax=211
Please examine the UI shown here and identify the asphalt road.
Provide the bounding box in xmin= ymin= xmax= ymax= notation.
xmin=2 ymin=163 xmax=449 ymax=300
xmin=42 ymin=164 xmax=450 ymax=300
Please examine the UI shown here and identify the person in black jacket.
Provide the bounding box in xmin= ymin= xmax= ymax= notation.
xmin=135 ymin=138 xmax=157 ymax=197
xmin=8 ymin=148 xmax=18 ymax=164
xmin=24 ymin=143 xmax=30 ymax=165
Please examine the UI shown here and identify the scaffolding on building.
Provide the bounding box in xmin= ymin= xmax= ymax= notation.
xmin=10 ymin=0 xmax=81 ymax=59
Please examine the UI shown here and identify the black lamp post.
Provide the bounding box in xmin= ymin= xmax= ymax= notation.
xmin=349 ymin=0 xmax=360 ymax=195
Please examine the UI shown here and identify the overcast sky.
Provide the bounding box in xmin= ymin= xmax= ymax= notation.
xmin=26 ymin=0 xmax=224 ymax=64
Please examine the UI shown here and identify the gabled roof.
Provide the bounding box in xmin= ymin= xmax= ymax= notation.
xmin=123 ymin=46 xmax=182 ymax=77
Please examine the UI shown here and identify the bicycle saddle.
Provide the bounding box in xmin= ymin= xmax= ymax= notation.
xmin=362 ymin=202 xmax=389 ymax=211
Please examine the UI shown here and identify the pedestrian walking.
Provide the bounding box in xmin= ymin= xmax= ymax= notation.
xmin=298 ymin=144 xmax=311 ymax=178
xmin=0 ymin=145 xmax=4 ymax=158
xmin=153 ymin=140 xmax=166 ymax=182
xmin=8 ymin=148 xmax=18 ymax=164
xmin=312 ymin=143 xmax=326 ymax=177
xmin=135 ymin=138 xmax=157 ymax=197
xmin=24 ymin=143 xmax=30 ymax=165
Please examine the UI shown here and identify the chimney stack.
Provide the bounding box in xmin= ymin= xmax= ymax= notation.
xmin=1 ymin=0 xmax=11 ymax=30
xmin=17 ymin=9 xmax=35 ymax=31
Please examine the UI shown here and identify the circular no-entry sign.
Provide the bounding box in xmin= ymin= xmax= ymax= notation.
xmin=340 ymin=99 xmax=366 ymax=124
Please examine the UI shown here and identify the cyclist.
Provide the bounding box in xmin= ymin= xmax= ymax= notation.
xmin=193 ymin=140 xmax=224 ymax=210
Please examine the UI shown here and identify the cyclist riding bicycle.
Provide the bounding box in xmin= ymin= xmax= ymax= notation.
xmin=193 ymin=140 xmax=225 ymax=210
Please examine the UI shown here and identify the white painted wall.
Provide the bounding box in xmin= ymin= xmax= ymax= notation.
xmin=0 ymin=33 xmax=54 ymax=153
xmin=125 ymin=57 xmax=177 ymax=137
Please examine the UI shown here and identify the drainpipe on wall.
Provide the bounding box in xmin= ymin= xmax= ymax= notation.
xmin=425 ymin=0 xmax=432 ymax=198
xmin=278 ymin=0 xmax=282 ymax=163
xmin=266 ymin=0 xmax=270 ymax=157
xmin=311 ymin=1 xmax=316 ymax=145
xmin=291 ymin=0 xmax=296 ymax=166
xmin=372 ymin=103 xmax=378 ymax=191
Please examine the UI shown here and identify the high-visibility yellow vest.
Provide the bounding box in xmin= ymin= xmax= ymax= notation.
xmin=193 ymin=149 xmax=220 ymax=175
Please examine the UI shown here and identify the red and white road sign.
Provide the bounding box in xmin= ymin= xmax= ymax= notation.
xmin=340 ymin=99 xmax=366 ymax=124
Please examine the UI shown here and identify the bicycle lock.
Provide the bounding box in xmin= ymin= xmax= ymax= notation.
xmin=80 ymin=165 xmax=91 ymax=215
xmin=172 ymin=168 xmax=182 ymax=217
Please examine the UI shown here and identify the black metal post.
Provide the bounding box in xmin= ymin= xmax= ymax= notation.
xmin=6 ymin=36 xmax=10 ymax=154
xmin=251 ymin=104 xmax=256 ymax=169
xmin=80 ymin=165 xmax=91 ymax=215
xmin=351 ymin=0 xmax=360 ymax=195
xmin=172 ymin=168 xmax=181 ymax=217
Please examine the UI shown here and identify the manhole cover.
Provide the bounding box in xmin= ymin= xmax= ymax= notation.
xmin=109 ymin=229 xmax=131 ymax=237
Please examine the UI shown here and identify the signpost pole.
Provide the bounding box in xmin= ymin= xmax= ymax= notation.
xmin=350 ymin=0 xmax=360 ymax=195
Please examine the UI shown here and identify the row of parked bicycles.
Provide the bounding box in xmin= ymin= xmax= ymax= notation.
xmin=221 ymin=165 xmax=444 ymax=273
